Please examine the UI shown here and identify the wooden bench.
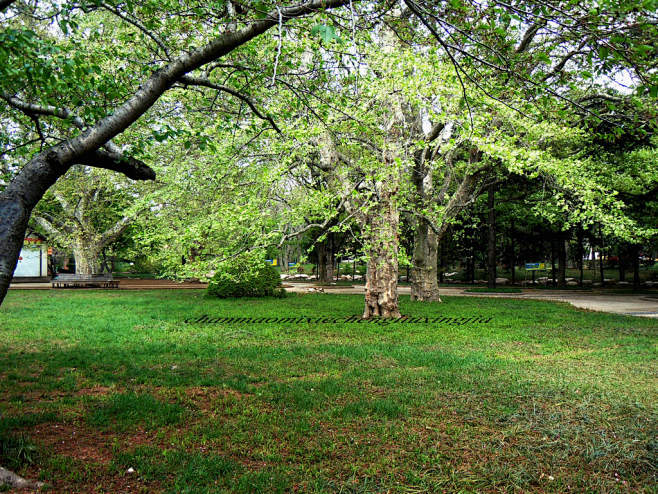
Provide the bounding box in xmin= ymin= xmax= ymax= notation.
xmin=51 ymin=273 xmax=119 ymax=289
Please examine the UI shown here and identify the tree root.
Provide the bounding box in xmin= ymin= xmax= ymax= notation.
xmin=0 ymin=466 xmax=44 ymax=490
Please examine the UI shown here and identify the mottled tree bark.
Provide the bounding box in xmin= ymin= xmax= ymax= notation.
xmin=363 ymin=169 xmax=401 ymax=319
xmin=411 ymin=224 xmax=440 ymax=301
xmin=410 ymin=149 xmax=440 ymax=302
xmin=73 ymin=241 xmax=102 ymax=275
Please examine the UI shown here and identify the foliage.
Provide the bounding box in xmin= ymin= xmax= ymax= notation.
xmin=206 ymin=252 xmax=282 ymax=298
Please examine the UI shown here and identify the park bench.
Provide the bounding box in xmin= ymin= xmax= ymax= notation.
xmin=51 ymin=273 xmax=119 ymax=289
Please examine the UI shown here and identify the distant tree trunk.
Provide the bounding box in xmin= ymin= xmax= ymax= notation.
xmin=317 ymin=241 xmax=327 ymax=282
xmin=487 ymin=183 xmax=496 ymax=289
xmin=510 ymin=220 xmax=516 ymax=285
xmin=577 ymin=227 xmax=584 ymax=287
xmin=326 ymin=234 xmax=335 ymax=282
xmin=316 ymin=233 xmax=335 ymax=283
xmin=632 ymin=244 xmax=641 ymax=290
xmin=363 ymin=170 xmax=401 ymax=319
xmin=618 ymin=245 xmax=626 ymax=281
xmin=599 ymin=226 xmax=605 ymax=287
xmin=557 ymin=237 xmax=567 ymax=288
xmin=590 ymin=242 xmax=596 ymax=271
xmin=551 ymin=236 xmax=557 ymax=288
xmin=73 ymin=240 xmax=102 ymax=275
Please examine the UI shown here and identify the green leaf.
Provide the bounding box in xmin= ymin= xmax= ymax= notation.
xmin=310 ymin=24 xmax=339 ymax=43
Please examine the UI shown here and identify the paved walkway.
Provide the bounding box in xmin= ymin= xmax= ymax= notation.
xmin=9 ymin=280 xmax=658 ymax=318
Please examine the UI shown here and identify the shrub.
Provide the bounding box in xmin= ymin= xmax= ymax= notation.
xmin=207 ymin=254 xmax=282 ymax=298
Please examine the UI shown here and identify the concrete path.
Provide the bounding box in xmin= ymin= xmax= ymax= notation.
xmin=9 ymin=280 xmax=658 ymax=318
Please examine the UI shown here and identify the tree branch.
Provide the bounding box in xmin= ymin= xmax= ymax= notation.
xmin=516 ymin=21 xmax=545 ymax=53
xmin=0 ymin=466 xmax=43 ymax=490
xmin=53 ymin=0 xmax=351 ymax=165
xmin=75 ymin=149 xmax=156 ymax=181
xmin=0 ymin=93 xmax=86 ymax=129
xmin=178 ymin=75 xmax=281 ymax=133
xmin=34 ymin=215 xmax=63 ymax=238
xmin=100 ymin=2 xmax=170 ymax=59
xmin=100 ymin=214 xmax=138 ymax=246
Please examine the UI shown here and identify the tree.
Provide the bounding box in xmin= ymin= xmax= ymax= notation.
xmin=32 ymin=167 xmax=146 ymax=275
xmin=0 ymin=0 xmax=355 ymax=305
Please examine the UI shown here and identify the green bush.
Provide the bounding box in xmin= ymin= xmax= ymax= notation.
xmin=207 ymin=254 xmax=282 ymax=298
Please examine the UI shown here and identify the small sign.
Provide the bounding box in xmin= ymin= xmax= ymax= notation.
xmin=265 ymin=259 xmax=278 ymax=266
xmin=525 ymin=262 xmax=546 ymax=271
xmin=288 ymin=262 xmax=297 ymax=267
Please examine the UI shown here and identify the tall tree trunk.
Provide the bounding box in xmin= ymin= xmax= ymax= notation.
xmin=510 ymin=220 xmax=516 ymax=285
xmin=363 ymin=170 xmax=401 ymax=319
xmin=551 ymin=236 xmax=557 ymax=288
xmin=410 ymin=147 xmax=440 ymax=301
xmin=577 ymin=227 xmax=584 ymax=287
xmin=487 ymin=183 xmax=496 ymax=289
xmin=557 ymin=237 xmax=567 ymax=288
xmin=599 ymin=226 xmax=605 ymax=287
xmin=0 ymin=158 xmax=68 ymax=305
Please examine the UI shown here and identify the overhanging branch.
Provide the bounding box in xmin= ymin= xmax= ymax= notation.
xmin=76 ymin=149 xmax=156 ymax=181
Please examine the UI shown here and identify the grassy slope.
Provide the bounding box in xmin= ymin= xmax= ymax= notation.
xmin=0 ymin=290 xmax=656 ymax=493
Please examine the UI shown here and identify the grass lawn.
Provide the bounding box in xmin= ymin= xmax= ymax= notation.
xmin=0 ymin=290 xmax=656 ymax=493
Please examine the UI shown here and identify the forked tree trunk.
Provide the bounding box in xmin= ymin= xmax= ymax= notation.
xmin=363 ymin=172 xmax=401 ymax=319
xmin=410 ymin=146 xmax=441 ymax=302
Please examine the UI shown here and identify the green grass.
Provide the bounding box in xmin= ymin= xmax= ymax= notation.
xmin=0 ymin=290 xmax=656 ymax=492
